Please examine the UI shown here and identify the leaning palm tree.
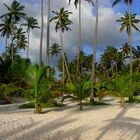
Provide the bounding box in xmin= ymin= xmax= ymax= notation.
xmin=0 ymin=17 xmax=11 ymax=51
xmin=50 ymin=8 xmax=72 ymax=82
xmin=49 ymin=43 xmax=61 ymax=67
xmin=69 ymin=0 xmax=94 ymax=74
xmin=0 ymin=0 xmax=26 ymax=62
xmin=21 ymin=16 xmax=39 ymax=59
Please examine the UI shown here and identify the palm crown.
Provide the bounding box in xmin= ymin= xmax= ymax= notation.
xmin=21 ymin=16 xmax=39 ymax=32
xmin=116 ymin=12 xmax=140 ymax=35
xmin=50 ymin=43 xmax=61 ymax=57
xmin=0 ymin=0 xmax=26 ymax=23
xmin=69 ymin=0 xmax=94 ymax=8
xmin=112 ymin=0 xmax=133 ymax=7
xmin=50 ymin=8 xmax=73 ymax=32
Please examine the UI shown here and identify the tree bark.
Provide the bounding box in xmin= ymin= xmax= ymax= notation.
xmin=5 ymin=35 xmax=8 ymax=52
xmin=39 ymin=0 xmax=44 ymax=65
xmin=127 ymin=0 xmax=133 ymax=100
xmin=77 ymin=0 xmax=81 ymax=75
xmin=46 ymin=0 xmax=50 ymax=76
xmin=59 ymin=29 xmax=71 ymax=82
xmin=79 ymin=99 xmax=83 ymax=110
xmin=91 ymin=0 xmax=98 ymax=101
xmin=27 ymin=30 xmax=30 ymax=59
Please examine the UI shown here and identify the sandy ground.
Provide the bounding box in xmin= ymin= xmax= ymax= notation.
xmin=0 ymin=100 xmax=140 ymax=140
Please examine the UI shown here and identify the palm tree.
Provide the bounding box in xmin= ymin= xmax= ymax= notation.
xmin=69 ymin=0 xmax=94 ymax=74
xmin=46 ymin=0 xmax=51 ymax=76
xmin=66 ymin=80 xmax=92 ymax=110
xmin=21 ymin=16 xmax=39 ymax=59
xmin=39 ymin=0 xmax=44 ymax=65
xmin=0 ymin=0 xmax=26 ymax=62
xmin=0 ymin=17 xmax=11 ymax=51
xmin=120 ymin=42 xmax=130 ymax=59
xmin=49 ymin=43 xmax=61 ymax=67
xmin=91 ymin=0 xmax=99 ymax=102
xmin=117 ymin=12 xmax=140 ymax=92
xmin=116 ymin=12 xmax=140 ymax=34
xmin=50 ymin=8 xmax=72 ymax=82
xmin=50 ymin=43 xmax=61 ymax=57
xmin=25 ymin=64 xmax=46 ymax=113
xmin=13 ymin=28 xmax=28 ymax=52
xmin=113 ymin=74 xmax=138 ymax=108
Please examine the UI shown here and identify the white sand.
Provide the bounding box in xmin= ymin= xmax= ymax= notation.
xmin=0 ymin=102 xmax=140 ymax=140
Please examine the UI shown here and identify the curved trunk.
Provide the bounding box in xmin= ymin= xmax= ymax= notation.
xmin=127 ymin=0 xmax=133 ymax=100
xmin=77 ymin=0 xmax=81 ymax=75
xmin=59 ymin=29 xmax=71 ymax=82
xmin=39 ymin=0 xmax=44 ymax=65
xmin=46 ymin=0 xmax=50 ymax=76
xmin=91 ymin=0 xmax=98 ymax=101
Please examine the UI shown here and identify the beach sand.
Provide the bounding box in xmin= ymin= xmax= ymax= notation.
xmin=0 ymin=102 xmax=140 ymax=140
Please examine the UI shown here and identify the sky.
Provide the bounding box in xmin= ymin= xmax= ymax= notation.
xmin=0 ymin=0 xmax=140 ymax=65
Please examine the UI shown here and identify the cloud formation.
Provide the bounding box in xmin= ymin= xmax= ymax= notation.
xmin=0 ymin=0 xmax=140 ymax=64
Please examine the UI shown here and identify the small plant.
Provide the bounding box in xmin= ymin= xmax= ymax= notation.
xmin=25 ymin=64 xmax=47 ymax=113
xmin=66 ymin=80 xmax=92 ymax=110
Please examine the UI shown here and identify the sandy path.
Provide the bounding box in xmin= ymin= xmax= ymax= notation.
xmin=0 ymin=103 xmax=140 ymax=140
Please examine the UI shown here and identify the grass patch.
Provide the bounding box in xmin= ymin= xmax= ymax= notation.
xmin=82 ymin=101 xmax=109 ymax=106
xmin=19 ymin=101 xmax=66 ymax=109
xmin=126 ymin=96 xmax=140 ymax=103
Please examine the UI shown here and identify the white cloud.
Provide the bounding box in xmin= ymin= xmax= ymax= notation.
xmin=0 ymin=0 xmax=139 ymax=64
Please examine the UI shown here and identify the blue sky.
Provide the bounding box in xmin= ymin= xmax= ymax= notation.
xmin=0 ymin=0 xmax=140 ymax=63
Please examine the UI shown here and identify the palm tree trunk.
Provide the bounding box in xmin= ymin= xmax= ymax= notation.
xmin=34 ymin=86 xmax=42 ymax=113
xmin=39 ymin=0 xmax=44 ymax=65
xmin=120 ymin=97 xmax=125 ymax=108
xmin=90 ymin=0 xmax=98 ymax=101
xmin=46 ymin=0 xmax=50 ymax=76
xmin=127 ymin=0 xmax=133 ymax=100
xmin=59 ymin=29 xmax=71 ymax=82
xmin=77 ymin=0 xmax=81 ymax=75
xmin=79 ymin=99 xmax=83 ymax=110
xmin=5 ymin=35 xmax=8 ymax=52
xmin=62 ymin=58 xmax=65 ymax=86
xmin=27 ymin=30 xmax=30 ymax=59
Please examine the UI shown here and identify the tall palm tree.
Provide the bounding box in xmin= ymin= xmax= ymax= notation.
xmin=46 ymin=0 xmax=51 ymax=76
xmin=0 ymin=0 xmax=26 ymax=62
xmin=50 ymin=8 xmax=72 ymax=82
xmin=39 ymin=0 xmax=44 ymax=65
xmin=91 ymin=0 xmax=99 ymax=102
xmin=49 ymin=43 xmax=61 ymax=67
xmin=69 ymin=0 xmax=94 ymax=74
xmin=0 ymin=17 xmax=11 ymax=51
xmin=117 ymin=12 xmax=140 ymax=72
xmin=21 ymin=16 xmax=39 ymax=59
